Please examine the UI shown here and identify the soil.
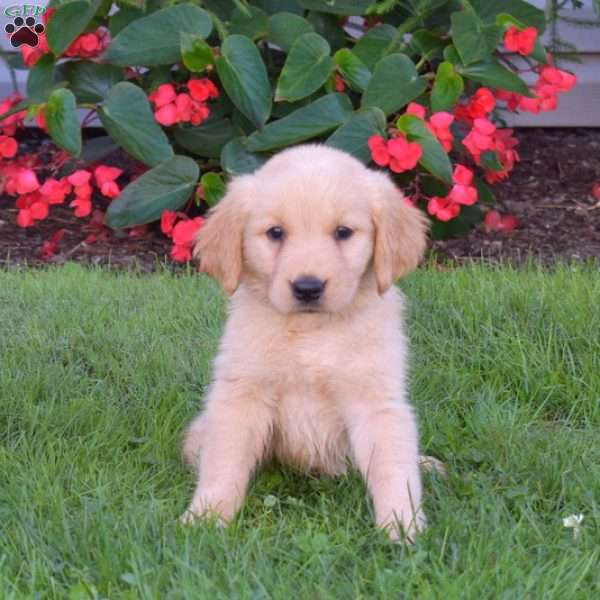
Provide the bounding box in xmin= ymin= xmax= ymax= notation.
xmin=1 ymin=128 xmax=599 ymax=270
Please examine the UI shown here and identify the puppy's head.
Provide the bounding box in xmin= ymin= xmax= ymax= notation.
xmin=194 ymin=145 xmax=428 ymax=313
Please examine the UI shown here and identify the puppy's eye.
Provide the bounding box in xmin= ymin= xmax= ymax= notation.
xmin=266 ymin=226 xmax=285 ymax=241
xmin=334 ymin=226 xmax=354 ymax=241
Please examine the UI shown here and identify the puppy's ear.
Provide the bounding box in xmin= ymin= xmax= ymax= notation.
xmin=193 ymin=175 xmax=253 ymax=296
xmin=371 ymin=172 xmax=429 ymax=295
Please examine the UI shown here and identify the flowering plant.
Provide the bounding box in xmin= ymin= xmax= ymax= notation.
xmin=0 ymin=0 xmax=577 ymax=259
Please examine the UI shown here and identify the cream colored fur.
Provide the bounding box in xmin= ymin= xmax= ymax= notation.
xmin=182 ymin=145 xmax=430 ymax=541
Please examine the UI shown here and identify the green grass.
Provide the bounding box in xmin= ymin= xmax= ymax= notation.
xmin=1 ymin=263 xmax=599 ymax=599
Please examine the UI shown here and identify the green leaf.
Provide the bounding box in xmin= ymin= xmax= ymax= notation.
xmin=46 ymin=0 xmax=101 ymax=56
xmin=396 ymin=114 xmax=452 ymax=183
xmin=98 ymin=82 xmax=173 ymax=167
xmin=456 ymin=58 xmax=532 ymax=96
xmin=246 ymin=92 xmax=352 ymax=152
xmin=474 ymin=177 xmax=496 ymax=205
xmin=326 ymin=107 xmax=386 ymax=164
xmin=256 ymin=100 xmax=350 ymax=149
xmin=201 ymin=172 xmax=226 ymax=206
xmin=333 ymin=49 xmax=371 ymax=92
xmin=306 ymin=11 xmax=345 ymax=51
xmin=229 ymin=6 xmax=269 ymax=39
xmin=297 ymin=0 xmax=372 ymax=15
xmin=105 ymin=155 xmax=199 ymax=228
xmin=352 ymin=24 xmax=399 ymax=70
xmin=173 ymin=117 xmax=235 ymax=158
xmin=26 ymin=54 xmax=56 ymax=102
xmin=430 ymin=61 xmax=464 ymax=112
xmin=216 ymin=35 xmax=272 ymax=128
xmin=361 ymin=54 xmax=427 ymax=115
xmin=221 ymin=138 xmax=268 ymax=176
xmin=45 ymin=89 xmax=82 ymax=158
xmin=66 ymin=61 xmax=124 ymax=104
xmin=480 ymin=150 xmax=503 ymax=172
xmin=268 ymin=12 xmax=314 ymax=52
xmin=275 ymin=33 xmax=334 ymax=102
xmin=109 ymin=6 xmax=144 ymax=37
xmin=254 ymin=0 xmax=304 ymax=15
xmin=103 ymin=4 xmax=212 ymax=66
xmin=181 ymin=33 xmax=215 ymax=72
xmin=470 ymin=0 xmax=546 ymax=33
xmin=451 ymin=10 xmax=502 ymax=65
xmin=410 ymin=29 xmax=448 ymax=58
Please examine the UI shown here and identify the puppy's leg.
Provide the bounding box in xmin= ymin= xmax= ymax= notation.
xmin=181 ymin=382 xmax=272 ymax=525
xmin=344 ymin=400 xmax=425 ymax=542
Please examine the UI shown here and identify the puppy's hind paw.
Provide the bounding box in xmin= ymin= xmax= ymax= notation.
xmin=418 ymin=454 xmax=447 ymax=478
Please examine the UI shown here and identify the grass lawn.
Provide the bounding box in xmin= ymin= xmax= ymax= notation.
xmin=1 ymin=263 xmax=599 ymax=599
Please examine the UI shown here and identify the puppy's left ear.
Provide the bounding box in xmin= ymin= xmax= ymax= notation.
xmin=371 ymin=172 xmax=429 ymax=295
xmin=193 ymin=175 xmax=253 ymax=296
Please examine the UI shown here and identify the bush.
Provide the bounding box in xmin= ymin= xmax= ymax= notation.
xmin=0 ymin=0 xmax=577 ymax=261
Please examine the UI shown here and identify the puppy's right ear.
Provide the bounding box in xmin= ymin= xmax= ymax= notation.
xmin=193 ymin=175 xmax=253 ymax=296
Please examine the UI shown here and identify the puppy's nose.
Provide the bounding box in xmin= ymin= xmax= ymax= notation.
xmin=291 ymin=276 xmax=326 ymax=303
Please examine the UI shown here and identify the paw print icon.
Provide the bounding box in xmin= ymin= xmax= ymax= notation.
xmin=5 ymin=16 xmax=45 ymax=48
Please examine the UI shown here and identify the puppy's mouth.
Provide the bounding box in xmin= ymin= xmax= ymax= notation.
xmin=294 ymin=304 xmax=322 ymax=314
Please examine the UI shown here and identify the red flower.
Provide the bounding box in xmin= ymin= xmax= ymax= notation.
xmin=154 ymin=103 xmax=178 ymax=126
xmin=161 ymin=210 xmax=178 ymax=236
xmin=68 ymin=170 xmax=92 ymax=187
xmin=0 ymin=135 xmax=18 ymax=158
xmin=456 ymin=87 xmax=496 ymax=122
xmin=39 ymin=229 xmax=66 ymax=261
xmin=368 ymin=135 xmax=390 ymax=167
xmin=94 ymin=165 xmax=122 ymax=198
xmin=187 ymin=79 xmax=219 ymax=102
xmin=387 ymin=135 xmax=423 ymax=173
xmin=406 ymin=102 xmax=426 ymax=119
xmin=40 ymin=178 xmax=71 ymax=204
xmin=334 ymin=73 xmax=346 ymax=92
xmin=539 ymin=66 xmax=577 ymax=93
xmin=427 ymin=196 xmax=461 ymax=221
xmin=463 ymin=117 xmax=496 ymax=160
xmin=17 ymin=209 xmax=34 ymax=228
xmin=448 ymin=165 xmax=477 ymax=206
xmin=170 ymin=217 xmax=205 ymax=262
xmin=428 ymin=112 xmax=454 ymax=152
xmin=16 ymin=168 xmax=40 ymax=194
xmin=504 ymin=26 xmax=538 ymax=56
xmin=484 ymin=210 xmax=518 ymax=232
xmin=64 ymin=28 xmax=109 ymax=58
xmin=149 ymin=84 xmax=177 ymax=108
xmin=70 ymin=197 xmax=92 ymax=218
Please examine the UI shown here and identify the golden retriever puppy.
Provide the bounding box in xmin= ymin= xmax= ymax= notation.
xmin=182 ymin=144 xmax=429 ymax=541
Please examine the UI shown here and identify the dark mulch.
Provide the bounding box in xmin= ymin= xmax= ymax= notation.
xmin=1 ymin=128 xmax=599 ymax=270
xmin=432 ymin=128 xmax=600 ymax=264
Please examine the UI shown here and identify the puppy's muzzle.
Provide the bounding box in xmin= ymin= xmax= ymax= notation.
xmin=291 ymin=276 xmax=326 ymax=304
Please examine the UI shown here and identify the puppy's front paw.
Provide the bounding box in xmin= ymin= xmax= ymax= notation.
xmin=380 ymin=506 xmax=427 ymax=544
xmin=179 ymin=506 xmax=227 ymax=528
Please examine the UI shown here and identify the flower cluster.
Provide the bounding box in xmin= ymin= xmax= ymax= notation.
xmin=149 ymin=79 xmax=219 ymax=127
xmin=160 ymin=210 xmax=205 ymax=262
xmin=2 ymin=164 xmax=123 ymax=227
xmin=496 ymin=66 xmax=577 ymax=114
xmin=427 ymin=165 xmax=478 ymax=221
xmin=368 ymin=133 xmax=423 ymax=173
